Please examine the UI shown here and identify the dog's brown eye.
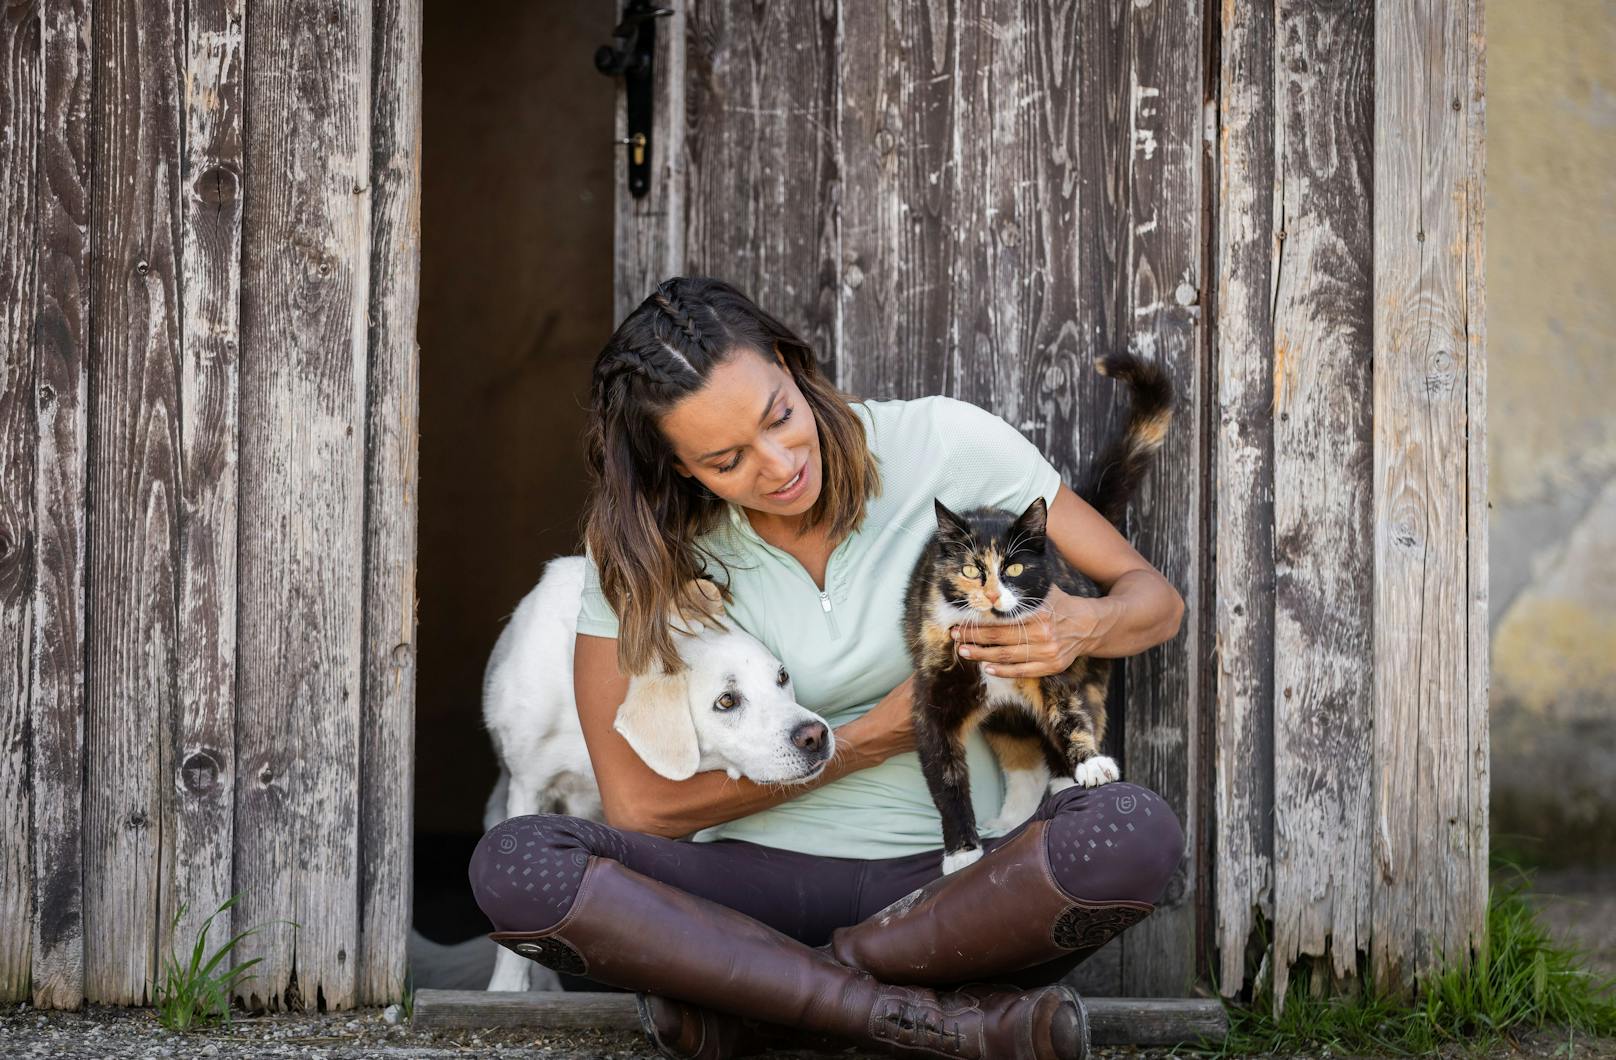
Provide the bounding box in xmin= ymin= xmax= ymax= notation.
xmin=962 ymin=564 xmax=981 ymax=580
xmin=715 ymin=691 xmax=737 ymax=711
xmin=777 ymin=666 xmax=789 ymax=686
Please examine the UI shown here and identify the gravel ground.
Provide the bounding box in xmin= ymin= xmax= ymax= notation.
xmin=4 ymin=1000 xmax=1613 ymax=1059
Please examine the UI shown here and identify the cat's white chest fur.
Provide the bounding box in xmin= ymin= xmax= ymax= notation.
xmin=979 ymin=669 xmax=1031 ymax=708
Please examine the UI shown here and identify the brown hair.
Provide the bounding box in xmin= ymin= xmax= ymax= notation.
xmin=581 ymin=276 xmax=882 ymax=677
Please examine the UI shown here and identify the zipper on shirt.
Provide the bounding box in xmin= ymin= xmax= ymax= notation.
xmin=818 ymin=589 xmax=841 ymax=638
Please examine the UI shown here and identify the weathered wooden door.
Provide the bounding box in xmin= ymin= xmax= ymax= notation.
xmin=1 ymin=0 xmax=420 ymax=1011
xmin=612 ymin=0 xmax=1487 ymax=1005
xmin=614 ymin=0 xmax=1211 ymax=997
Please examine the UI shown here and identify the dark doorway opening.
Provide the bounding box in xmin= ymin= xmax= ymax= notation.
xmin=414 ymin=0 xmax=616 ymax=948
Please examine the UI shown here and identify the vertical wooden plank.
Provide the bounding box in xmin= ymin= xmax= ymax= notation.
xmin=1371 ymin=0 xmax=1485 ymax=995
xmin=837 ymin=0 xmax=953 ymax=401
xmin=237 ymin=0 xmax=372 ymax=1011
xmin=1118 ymin=0 xmax=1204 ymax=998
xmin=1066 ymin=1 xmax=1135 ymax=995
xmin=1211 ymin=0 xmax=1275 ymax=1000
xmin=0 ymin=0 xmax=42 ymax=1005
xmin=612 ymin=0 xmax=685 ymax=323
xmin=683 ymin=0 xmax=839 ymax=374
xmin=162 ymin=0 xmax=245 ymax=979
xmin=83 ymin=0 xmax=185 ymax=1005
xmin=1269 ymin=0 xmax=1375 ymax=1009
xmin=358 ymin=0 xmax=422 ymax=1005
xmin=1462 ymin=0 xmax=1488 ymax=968
xmin=29 ymin=0 xmax=94 ymax=1010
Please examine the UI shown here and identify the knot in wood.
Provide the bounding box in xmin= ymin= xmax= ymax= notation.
xmin=181 ymin=750 xmax=223 ymax=794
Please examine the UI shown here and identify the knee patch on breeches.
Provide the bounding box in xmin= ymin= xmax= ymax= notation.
xmin=1042 ymin=782 xmax=1185 ymax=905
xmin=468 ymin=813 xmax=628 ymax=933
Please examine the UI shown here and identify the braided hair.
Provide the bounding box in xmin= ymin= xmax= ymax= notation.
xmin=580 ymin=276 xmax=881 ymax=678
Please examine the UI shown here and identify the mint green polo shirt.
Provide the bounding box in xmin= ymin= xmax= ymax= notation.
xmin=577 ymin=395 xmax=1065 ymax=859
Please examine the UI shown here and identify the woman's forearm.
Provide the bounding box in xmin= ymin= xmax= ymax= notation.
xmin=1084 ymin=567 xmax=1185 ymax=658
xmin=632 ymin=710 xmax=898 ymax=839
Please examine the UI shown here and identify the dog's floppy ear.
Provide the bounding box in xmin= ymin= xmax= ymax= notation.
xmin=667 ymin=577 xmax=728 ymax=635
xmin=613 ymin=668 xmax=701 ymax=780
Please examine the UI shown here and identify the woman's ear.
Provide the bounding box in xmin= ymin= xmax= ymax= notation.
xmin=613 ymin=670 xmax=701 ymax=780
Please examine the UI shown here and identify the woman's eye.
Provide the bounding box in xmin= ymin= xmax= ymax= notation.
xmin=962 ymin=564 xmax=980 ymax=579
xmin=715 ymin=691 xmax=737 ymax=710
xmin=1006 ymin=563 xmax=1024 ymax=576
xmin=713 ymin=407 xmax=792 ymax=475
xmin=776 ymin=667 xmax=790 ymax=686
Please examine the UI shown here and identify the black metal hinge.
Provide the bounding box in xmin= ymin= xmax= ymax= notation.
xmin=596 ymin=1 xmax=673 ymax=199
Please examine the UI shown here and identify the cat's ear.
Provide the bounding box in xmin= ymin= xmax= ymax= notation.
xmin=614 ymin=668 xmax=701 ymax=780
xmin=1013 ymin=495 xmax=1049 ymax=537
xmin=933 ymin=498 xmax=974 ymax=544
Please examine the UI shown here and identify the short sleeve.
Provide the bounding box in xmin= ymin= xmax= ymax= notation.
xmin=933 ymin=396 xmax=1064 ymax=515
xmin=575 ymin=544 xmax=621 ymax=639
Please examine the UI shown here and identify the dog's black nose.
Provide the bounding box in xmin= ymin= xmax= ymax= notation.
xmin=791 ymin=720 xmax=828 ymax=755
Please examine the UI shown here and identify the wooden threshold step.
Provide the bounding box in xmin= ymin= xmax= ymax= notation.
xmin=412 ymin=989 xmax=1229 ymax=1046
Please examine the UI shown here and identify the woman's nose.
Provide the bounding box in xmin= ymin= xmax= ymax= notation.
xmin=759 ymin=440 xmax=795 ymax=483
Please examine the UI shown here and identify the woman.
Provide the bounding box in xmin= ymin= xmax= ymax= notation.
xmin=468 ymin=276 xmax=1186 ymax=1059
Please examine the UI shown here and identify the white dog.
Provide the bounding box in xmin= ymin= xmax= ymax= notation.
xmin=480 ymin=555 xmax=835 ymax=991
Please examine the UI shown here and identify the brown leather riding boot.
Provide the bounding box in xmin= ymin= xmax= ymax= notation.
xmin=633 ymin=818 xmax=1149 ymax=1057
xmin=827 ymin=819 xmax=1156 ymax=985
xmin=489 ymin=854 xmax=1089 ymax=1060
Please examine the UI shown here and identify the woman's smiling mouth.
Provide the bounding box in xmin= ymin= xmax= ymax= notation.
xmin=767 ymin=465 xmax=806 ymax=499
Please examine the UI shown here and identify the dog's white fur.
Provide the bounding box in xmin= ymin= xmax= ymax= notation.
xmin=480 ymin=556 xmax=835 ymax=991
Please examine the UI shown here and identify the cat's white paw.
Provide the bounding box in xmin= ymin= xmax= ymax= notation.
xmin=1073 ymin=755 xmax=1121 ymax=788
xmin=941 ymin=847 xmax=983 ymax=875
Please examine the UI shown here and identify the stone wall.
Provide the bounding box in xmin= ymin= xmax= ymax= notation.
xmin=1488 ymin=0 xmax=1616 ymax=865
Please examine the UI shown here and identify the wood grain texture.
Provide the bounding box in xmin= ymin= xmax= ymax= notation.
xmin=411 ymin=989 xmax=1230 ymax=1045
xmin=1370 ymin=0 xmax=1486 ymax=995
xmin=1269 ymin=0 xmax=1375 ymax=1010
xmin=83 ymin=0 xmax=185 ymax=1005
xmin=1211 ymin=0 xmax=1275 ymax=999
xmin=162 ymin=0 xmax=244 ymax=992
xmin=357 ymin=0 xmax=422 ymax=1006
xmin=28 ymin=0 xmax=94 ymax=1011
xmin=1462 ymin=0 xmax=1489 ymax=987
xmin=613 ymin=0 xmax=685 ymax=323
xmin=236 ymin=0 xmax=372 ymax=1011
xmin=684 ymin=0 xmax=840 ymax=376
xmin=0 ymin=0 xmax=43 ymax=1005
xmin=1115 ymin=0 xmax=1204 ymax=999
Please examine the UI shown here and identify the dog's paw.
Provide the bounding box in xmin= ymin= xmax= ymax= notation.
xmin=1073 ymin=755 xmax=1121 ymax=788
xmin=940 ymin=847 xmax=983 ymax=875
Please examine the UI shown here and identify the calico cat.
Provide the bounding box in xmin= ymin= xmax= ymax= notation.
xmin=902 ymin=352 xmax=1174 ymax=874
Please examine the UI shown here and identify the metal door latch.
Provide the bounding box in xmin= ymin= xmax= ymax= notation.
xmin=596 ymin=1 xmax=672 ymax=199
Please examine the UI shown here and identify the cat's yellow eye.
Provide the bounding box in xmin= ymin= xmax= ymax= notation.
xmin=962 ymin=564 xmax=981 ymax=580
xmin=1006 ymin=563 xmax=1024 ymax=576
xmin=715 ymin=691 xmax=737 ymax=710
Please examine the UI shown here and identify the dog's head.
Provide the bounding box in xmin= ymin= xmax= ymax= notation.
xmin=613 ymin=578 xmax=835 ymax=783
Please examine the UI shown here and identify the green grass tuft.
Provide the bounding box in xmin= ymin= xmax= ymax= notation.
xmin=1206 ymin=858 xmax=1616 ymax=1056
xmin=149 ymin=893 xmax=295 ymax=1032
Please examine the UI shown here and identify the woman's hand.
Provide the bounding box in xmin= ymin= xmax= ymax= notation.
xmin=950 ymin=585 xmax=1102 ymax=678
xmin=833 ymin=673 xmax=917 ymax=765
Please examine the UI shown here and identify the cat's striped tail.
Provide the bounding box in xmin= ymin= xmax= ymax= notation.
xmin=1080 ymin=352 xmax=1175 ymax=527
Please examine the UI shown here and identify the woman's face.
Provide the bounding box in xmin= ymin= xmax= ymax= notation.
xmin=660 ymin=346 xmax=822 ymax=519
